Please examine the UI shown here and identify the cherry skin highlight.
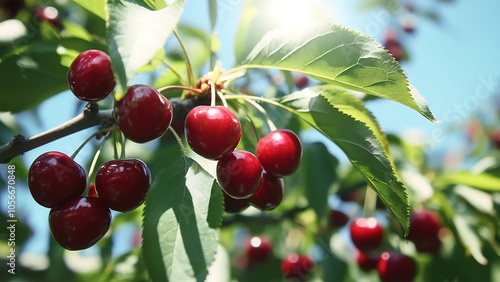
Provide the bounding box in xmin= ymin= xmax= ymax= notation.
xmin=256 ymin=129 xmax=302 ymax=177
xmin=95 ymin=159 xmax=151 ymax=212
xmin=185 ymin=106 xmax=241 ymax=160
xmin=28 ymin=151 xmax=86 ymax=208
xmin=245 ymin=236 xmax=272 ymax=263
xmin=281 ymin=254 xmax=314 ymax=281
xmin=68 ymin=49 xmax=115 ymax=101
xmin=49 ymin=196 xmax=111 ymax=250
xmin=115 ymin=84 xmax=173 ymax=143
xmin=349 ymin=217 xmax=384 ymax=252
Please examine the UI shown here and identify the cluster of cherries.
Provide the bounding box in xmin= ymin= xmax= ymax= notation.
xmin=347 ymin=208 xmax=443 ymax=282
xmin=241 ymin=235 xmax=314 ymax=281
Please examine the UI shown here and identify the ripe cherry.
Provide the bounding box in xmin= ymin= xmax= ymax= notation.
xmin=35 ymin=6 xmax=63 ymax=30
xmin=408 ymin=209 xmax=442 ymax=253
xmin=170 ymin=96 xmax=209 ymax=134
xmin=185 ymin=106 xmax=241 ymax=160
xmin=256 ymin=129 xmax=302 ymax=177
xmin=281 ymin=254 xmax=314 ymax=281
xmin=329 ymin=209 xmax=349 ymax=228
xmin=115 ymin=84 xmax=173 ymax=143
xmin=293 ymin=73 xmax=309 ymax=89
xmin=217 ymin=150 xmax=263 ymax=199
xmin=223 ymin=191 xmax=250 ymax=213
xmin=357 ymin=252 xmax=378 ymax=272
xmin=95 ymin=159 xmax=151 ymax=212
xmin=28 ymin=151 xmax=86 ymax=208
xmin=49 ymin=196 xmax=111 ymax=250
xmin=245 ymin=236 xmax=272 ymax=263
xmin=68 ymin=49 xmax=115 ymax=101
xmin=377 ymin=252 xmax=417 ymax=282
xmin=349 ymin=217 xmax=384 ymax=253
xmin=249 ymin=171 xmax=284 ymax=211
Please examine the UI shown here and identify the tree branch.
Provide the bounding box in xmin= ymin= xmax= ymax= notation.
xmin=0 ymin=103 xmax=115 ymax=164
xmin=221 ymin=205 xmax=308 ymax=227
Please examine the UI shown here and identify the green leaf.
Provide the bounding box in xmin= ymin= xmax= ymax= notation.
xmin=229 ymin=21 xmax=436 ymax=121
xmin=276 ymin=85 xmax=409 ymax=234
xmin=300 ymin=142 xmax=339 ymax=222
xmin=73 ymin=0 xmax=106 ymax=19
xmin=0 ymin=38 xmax=105 ymax=113
xmin=142 ymin=157 xmax=223 ymax=282
xmin=208 ymin=0 xmax=217 ymax=30
xmin=436 ymin=171 xmax=500 ymax=192
xmin=106 ymin=0 xmax=184 ymax=94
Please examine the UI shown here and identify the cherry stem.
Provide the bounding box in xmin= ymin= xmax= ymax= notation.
xmin=168 ymin=126 xmax=186 ymax=158
xmin=209 ymin=81 xmax=216 ymax=107
xmin=157 ymin=85 xmax=203 ymax=94
xmin=244 ymin=98 xmax=277 ymax=132
xmin=70 ymin=127 xmax=112 ymax=160
xmin=217 ymin=91 xmax=228 ymax=108
xmin=84 ymin=131 xmax=111 ymax=195
xmin=173 ymin=29 xmax=195 ymax=87
xmin=363 ymin=186 xmax=378 ymax=218
xmin=0 ymin=104 xmax=114 ymax=164
xmin=158 ymin=58 xmax=187 ymax=86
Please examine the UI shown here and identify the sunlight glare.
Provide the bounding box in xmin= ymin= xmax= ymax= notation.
xmin=269 ymin=0 xmax=315 ymax=27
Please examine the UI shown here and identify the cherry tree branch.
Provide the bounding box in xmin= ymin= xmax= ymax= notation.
xmin=0 ymin=103 xmax=115 ymax=164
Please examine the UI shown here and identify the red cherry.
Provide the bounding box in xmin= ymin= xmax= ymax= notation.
xmin=35 ymin=6 xmax=63 ymax=30
xmin=223 ymin=191 xmax=250 ymax=213
xmin=185 ymin=106 xmax=241 ymax=160
xmin=95 ymin=159 xmax=151 ymax=212
xmin=49 ymin=196 xmax=111 ymax=250
xmin=281 ymin=254 xmax=314 ymax=281
xmin=28 ymin=151 xmax=86 ymax=208
xmin=256 ymin=129 xmax=302 ymax=177
xmin=293 ymin=73 xmax=309 ymax=89
xmin=245 ymin=236 xmax=272 ymax=263
xmin=88 ymin=184 xmax=98 ymax=197
xmin=249 ymin=171 xmax=284 ymax=211
xmin=329 ymin=209 xmax=349 ymax=228
xmin=408 ymin=209 xmax=442 ymax=253
xmin=357 ymin=252 xmax=378 ymax=272
xmin=115 ymin=84 xmax=173 ymax=143
xmin=216 ymin=150 xmax=263 ymax=199
xmin=377 ymin=252 xmax=417 ymax=282
xmin=68 ymin=49 xmax=115 ymax=101
xmin=349 ymin=217 xmax=384 ymax=252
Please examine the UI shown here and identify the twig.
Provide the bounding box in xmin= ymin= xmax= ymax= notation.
xmin=0 ymin=104 xmax=114 ymax=164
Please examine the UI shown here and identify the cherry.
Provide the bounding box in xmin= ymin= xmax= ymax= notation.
xmin=115 ymin=84 xmax=173 ymax=143
xmin=185 ymin=106 xmax=241 ymax=160
xmin=49 ymin=196 xmax=111 ymax=250
xmin=377 ymin=252 xmax=417 ymax=282
xmin=293 ymin=73 xmax=309 ymax=89
xmin=249 ymin=171 xmax=284 ymax=211
xmin=68 ymin=49 xmax=115 ymax=101
xmin=256 ymin=129 xmax=302 ymax=177
xmin=349 ymin=217 xmax=384 ymax=253
xmin=408 ymin=209 xmax=442 ymax=253
xmin=35 ymin=6 xmax=63 ymax=30
xmin=28 ymin=151 xmax=86 ymax=208
xmin=216 ymin=150 xmax=263 ymax=199
xmin=223 ymin=191 xmax=250 ymax=213
xmin=88 ymin=184 xmax=98 ymax=197
xmin=95 ymin=159 xmax=151 ymax=212
xmin=0 ymin=0 xmax=24 ymax=20
xmin=245 ymin=236 xmax=272 ymax=263
xmin=281 ymin=254 xmax=314 ymax=281
xmin=357 ymin=252 xmax=378 ymax=272
xmin=329 ymin=209 xmax=349 ymax=228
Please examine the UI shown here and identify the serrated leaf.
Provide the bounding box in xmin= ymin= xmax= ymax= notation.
xmin=142 ymin=157 xmax=223 ymax=282
xmin=106 ymin=0 xmax=184 ymax=94
xmin=0 ymin=38 xmax=105 ymax=113
xmin=227 ymin=21 xmax=436 ymax=122
xmin=276 ymin=85 xmax=410 ymax=234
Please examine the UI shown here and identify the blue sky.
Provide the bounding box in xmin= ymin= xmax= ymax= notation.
xmin=6 ymin=0 xmax=500 ymax=257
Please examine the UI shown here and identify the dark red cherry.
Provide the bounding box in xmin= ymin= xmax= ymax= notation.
xmin=245 ymin=236 xmax=272 ymax=263
xmin=408 ymin=209 xmax=442 ymax=253
xmin=329 ymin=209 xmax=349 ymax=228
xmin=223 ymin=191 xmax=250 ymax=213
xmin=49 ymin=196 xmax=111 ymax=250
xmin=249 ymin=171 xmax=284 ymax=211
xmin=377 ymin=252 xmax=417 ymax=282
xmin=281 ymin=254 xmax=314 ymax=281
xmin=88 ymin=184 xmax=98 ymax=197
xmin=28 ymin=151 xmax=86 ymax=208
xmin=35 ymin=6 xmax=63 ymax=30
xmin=216 ymin=150 xmax=263 ymax=199
xmin=95 ymin=159 xmax=151 ymax=212
xmin=256 ymin=129 xmax=301 ymax=177
xmin=293 ymin=73 xmax=309 ymax=89
xmin=185 ymin=106 xmax=241 ymax=160
xmin=357 ymin=252 xmax=378 ymax=272
xmin=349 ymin=217 xmax=384 ymax=252
xmin=68 ymin=49 xmax=115 ymax=101
xmin=115 ymin=84 xmax=173 ymax=143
